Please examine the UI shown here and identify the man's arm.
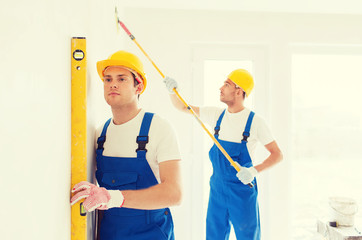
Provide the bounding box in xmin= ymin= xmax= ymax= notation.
xmin=164 ymin=76 xmax=200 ymax=116
xmin=121 ymin=159 xmax=182 ymax=210
xmin=169 ymin=93 xmax=200 ymax=116
xmin=254 ymin=140 xmax=283 ymax=173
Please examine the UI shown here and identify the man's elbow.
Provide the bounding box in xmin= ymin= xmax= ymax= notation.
xmin=170 ymin=185 xmax=183 ymax=206
xmin=174 ymin=187 xmax=183 ymax=206
xmin=177 ymin=105 xmax=189 ymax=114
xmin=276 ymin=150 xmax=283 ymax=164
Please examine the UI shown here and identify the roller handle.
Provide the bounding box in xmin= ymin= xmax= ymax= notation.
xmin=118 ymin=21 xmax=135 ymax=40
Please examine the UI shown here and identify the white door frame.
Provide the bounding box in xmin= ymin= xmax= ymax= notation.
xmin=190 ymin=43 xmax=270 ymax=240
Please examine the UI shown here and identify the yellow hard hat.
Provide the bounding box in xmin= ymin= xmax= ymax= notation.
xmin=97 ymin=50 xmax=147 ymax=94
xmin=228 ymin=69 xmax=254 ymax=97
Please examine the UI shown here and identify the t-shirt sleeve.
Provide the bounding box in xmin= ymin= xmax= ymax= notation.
xmin=199 ymin=106 xmax=224 ymax=128
xmin=255 ymin=115 xmax=274 ymax=145
xmin=154 ymin=117 xmax=181 ymax=163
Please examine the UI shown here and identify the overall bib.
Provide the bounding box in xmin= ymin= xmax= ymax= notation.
xmin=95 ymin=112 xmax=175 ymax=240
xmin=206 ymin=110 xmax=260 ymax=240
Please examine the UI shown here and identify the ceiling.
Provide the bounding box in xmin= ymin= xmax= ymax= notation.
xmin=119 ymin=0 xmax=362 ymax=15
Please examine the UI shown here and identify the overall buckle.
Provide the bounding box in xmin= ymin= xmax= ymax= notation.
xmin=136 ymin=136 xmax=149 ymax=152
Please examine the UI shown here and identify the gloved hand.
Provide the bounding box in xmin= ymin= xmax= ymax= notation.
xmin=70 ymin=181 xmax=124 ymax=212
xmin=163 ymin=76 xmax=178 ymax=94
xmin=235 ymin=163 xmax=258 ymax=185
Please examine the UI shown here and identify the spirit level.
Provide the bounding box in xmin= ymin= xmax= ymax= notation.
xmin=71 ymin=37 xmax=87 ymax=240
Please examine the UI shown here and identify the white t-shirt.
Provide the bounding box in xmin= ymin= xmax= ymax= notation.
xmin=95 ymin=109 xmax=181 ymax=183
xmin=200 ymin=106 xmax=274 ymax=160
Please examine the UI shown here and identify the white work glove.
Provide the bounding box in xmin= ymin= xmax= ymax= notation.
xmin=235 ymin=163 xmax=258 ymax=185
xmin=70 ymin=181 xmax=125 ymax=212
xmin=163 ymin=76 xmax=178 ymax=94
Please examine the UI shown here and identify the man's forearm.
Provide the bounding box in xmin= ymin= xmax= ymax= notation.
xmin=121 ymin=181 xmax=182 ymax=210
xmin=254 ymin=151 xmax=283 ymax=173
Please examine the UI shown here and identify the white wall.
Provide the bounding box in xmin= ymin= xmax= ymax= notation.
xmin=123 ymin=8 xmax=362 ymax=239
xmin=0 ymin=1 xmax=122 ymax=239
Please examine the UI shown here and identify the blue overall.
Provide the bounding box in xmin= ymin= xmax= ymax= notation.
xmin=95 ymin=112 xmax=175 ymax=240
xmin=206 ymin=110 xmax=260 ymax=240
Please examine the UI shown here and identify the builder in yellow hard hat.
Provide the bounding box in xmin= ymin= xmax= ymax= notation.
xmin=71 ymin=50 xmax=182 ymax=240
xmin=164 ymin=70 xmax=283 ymax=240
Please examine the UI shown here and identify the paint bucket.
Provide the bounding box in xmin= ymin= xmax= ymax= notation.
xmin=329 ymin=197 xmax=358 ymax=227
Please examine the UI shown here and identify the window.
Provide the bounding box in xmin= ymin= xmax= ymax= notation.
xmin=291 ymin=52 xmax=362 ymax=239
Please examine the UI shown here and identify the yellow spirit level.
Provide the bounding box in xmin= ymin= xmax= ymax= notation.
xmin=71 ymin=37 xmax=87 ymax=240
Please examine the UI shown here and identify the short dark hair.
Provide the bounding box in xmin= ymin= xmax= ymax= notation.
xmin=130 ymin=72 xmax=140 ymax=87
xmin=131 ymin=72 xmax=141 ymax=99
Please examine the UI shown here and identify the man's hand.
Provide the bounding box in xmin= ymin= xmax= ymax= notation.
xmin=236 ymin=164 xmax=258 ymax=185
xmin=163 ymin=76 xmax=178 ymax=94
xmin=70 ymin=181 xmax=124 ymax=212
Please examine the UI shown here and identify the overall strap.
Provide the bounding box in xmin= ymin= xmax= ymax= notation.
xmin=136 ymin=112 xmax=154 ymax=159
xmin=242 ymin=111 xmax=255 ymax=143
xmin=96 ymin=118 xmax=112 ymax=155
xmin=214 ymin=109 xmax=226 ymax=138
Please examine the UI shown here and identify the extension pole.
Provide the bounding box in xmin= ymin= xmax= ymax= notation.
xmin=115 ymin=11 xmax=253 ymax=188
xmin=71 ymin=37 xmax=87 ymax=240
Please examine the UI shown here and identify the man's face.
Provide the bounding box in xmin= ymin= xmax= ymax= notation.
xmin=219 ymin=79 xmax=240 ymax=104
xmin=103 ymin=66 xmax=143 ymax=107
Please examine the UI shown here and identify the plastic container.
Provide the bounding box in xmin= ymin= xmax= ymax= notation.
xmin=329 ymin=197 xmax=358 ymax=227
